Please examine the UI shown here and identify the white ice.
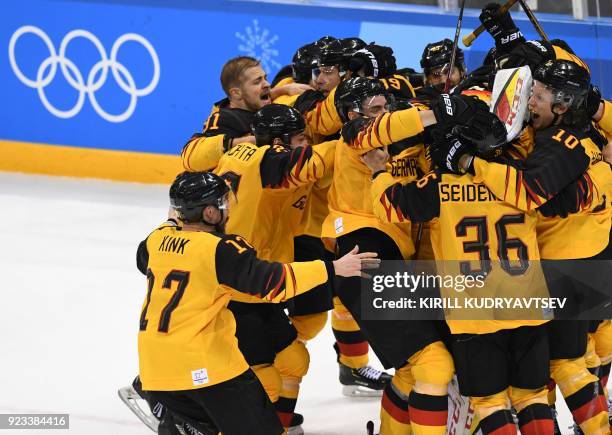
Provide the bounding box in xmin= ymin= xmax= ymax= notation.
xmin=0 ymin=171 xmax=585 ymax=434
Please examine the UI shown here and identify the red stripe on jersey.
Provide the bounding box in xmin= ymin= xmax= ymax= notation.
xmin=504 ymin=166 xmax=511 ymax=200
xmin=316 ymin=102 xmax=323 ymax=130
xmin=515 ymin=170 xmax=523 ymax=208
xmin=373 ymin=115 xmax=383 ymax=145
xmin=268 ymin=266 xmax=287 ymax=300
xmin=522 ymin=179 xmax=542 ymax=208
xmin=287 ymin=264 xmax=297 ymax=298
xmin=184 ymin=141 xmax=198 ymax=171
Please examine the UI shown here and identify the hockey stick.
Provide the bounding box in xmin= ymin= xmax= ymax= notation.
xmin=516 ymin=0 xmax=549 ymax=42
xmin=462 ymin=0 xmax=519 ymax=47
xmin=445 ymin=0 xmax=467 ymax=93
xmin=414 ymin=0 xmax=468 ymax=260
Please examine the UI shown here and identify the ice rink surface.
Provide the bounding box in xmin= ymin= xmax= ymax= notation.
xmin=0 ymin=171 xmax=581 ymax=434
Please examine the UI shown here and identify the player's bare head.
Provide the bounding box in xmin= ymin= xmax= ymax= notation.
xmin=529 ymin=60 xmax=590 ymax=131
xmin=335 ymin=77 xmax=389 ymax=123
xmin=221 ymin=56 xmax=271 ymax=112
xmin=252 ymin=104 xmax=307 ymax=149
xmin=421 ymin=39 xmax=465 ymax=90
xmin=170 ymin=172 xmax=230 ymax=231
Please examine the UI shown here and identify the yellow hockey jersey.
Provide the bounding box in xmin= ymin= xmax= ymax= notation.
xmin=214 ymin=140 xmax=336 ymax=301
xmin=322 ymin=107 xmax=428 ymax=259
xmin=370 ymin=171 xmax=549 ymax=335
xmin=137 ymin=221 xmax=330 ymax=391
xmin=472 ymin=125 xmax=611 ymax=259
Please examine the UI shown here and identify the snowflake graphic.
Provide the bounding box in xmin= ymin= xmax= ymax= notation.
xmin=235 ymin=19 xmax=281 ymax=74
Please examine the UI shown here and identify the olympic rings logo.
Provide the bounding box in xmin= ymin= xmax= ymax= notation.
xmin=8 ymin=25 xmax=160 ymax=123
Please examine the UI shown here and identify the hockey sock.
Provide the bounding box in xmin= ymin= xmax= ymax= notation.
xmin=408 ymin=391 xmax=447 ymax=435
xmin=380 ymin=382 xmax=411 ymax=435
xmin=274 ymin=396 xmax=296 ymax=429
xmin=563 ymin=381 xmax=608 ymax=434
xmin=517 ymin=403 xmax=553 ymax=435
xmin=478 ymin=409 xmax=517 ymax=435
xmin=331 ymin=297 xmax=369 ymax=368
xmin=551 ymin=357 xmax=609 ymax=434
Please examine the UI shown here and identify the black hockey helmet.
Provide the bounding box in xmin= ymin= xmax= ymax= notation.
xmin=292 ymin=42 xmax=320 ymax=84
xmin=315 ymin=35 xmax=338 ymax=48
xmin=334 ymin=77 xmax=388 ymax=122
xmin=317 ymin=38 xmax=349 ymax=69
xmin=533 ymin=59 xmax=590 ymax=111
xmin=252 ymin=104 xmax=306 ymax=147
xmin=420 ymin=38 xmax=465 ymax=74
xmin=348 ymin=44 xmax=397 ymax=78
xmin=170 ymin=171 xmax=230 ymax=223
xmin=340 ymin=37 xmax=367 ymax=53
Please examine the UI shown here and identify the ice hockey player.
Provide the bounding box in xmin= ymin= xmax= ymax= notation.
xmin=125 ymin=171 xmax=378 ymax=435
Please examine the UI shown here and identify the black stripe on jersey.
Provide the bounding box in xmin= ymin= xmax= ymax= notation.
xmin=377 ymin=171 xmax=441 ymax=223
xmin=215 ymin=234 xmax=287 ymax=299
xmin=137 ymin=239 xmax=149 ymax=275
xmin=203 ymin=108 xmax=254 ymax=137
xmin=260 ymin=145 xmax=314 ymax=188
xmin=500 ymin=127 xmax=591 ymax=205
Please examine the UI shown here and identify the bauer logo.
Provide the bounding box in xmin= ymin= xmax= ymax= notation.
xmin=191 ymin=368 xmax=209 ymax=386
xmin=443 ymin=94 xmax=453 ymax=116
xmin=8 ymin=25 xmax=160 ymax=123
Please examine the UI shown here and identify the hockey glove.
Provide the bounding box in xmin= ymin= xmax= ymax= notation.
xmin=479 ymin=2 xmax=525 ymax=54
xmin=500 ymin=40 xmax=554 ymax=71
xmin=431 ymin=132 xmax=474 ymax=174
xmin=431 ymin=93 xmax=491 ymax=131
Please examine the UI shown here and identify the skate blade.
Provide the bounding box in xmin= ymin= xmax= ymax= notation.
xmin=287 ymin=424 xmax=304 ymax=435
xmin=117 ymin=385 xmax=159 ymax=433
xmin=342 ymin=385 xmax=383 ymax=398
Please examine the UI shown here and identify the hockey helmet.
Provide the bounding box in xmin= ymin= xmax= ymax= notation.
xmin=170 ymin=172 xmax=230 ymax=223
xmin=252 ymin=104 xmax=306 ymax=147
